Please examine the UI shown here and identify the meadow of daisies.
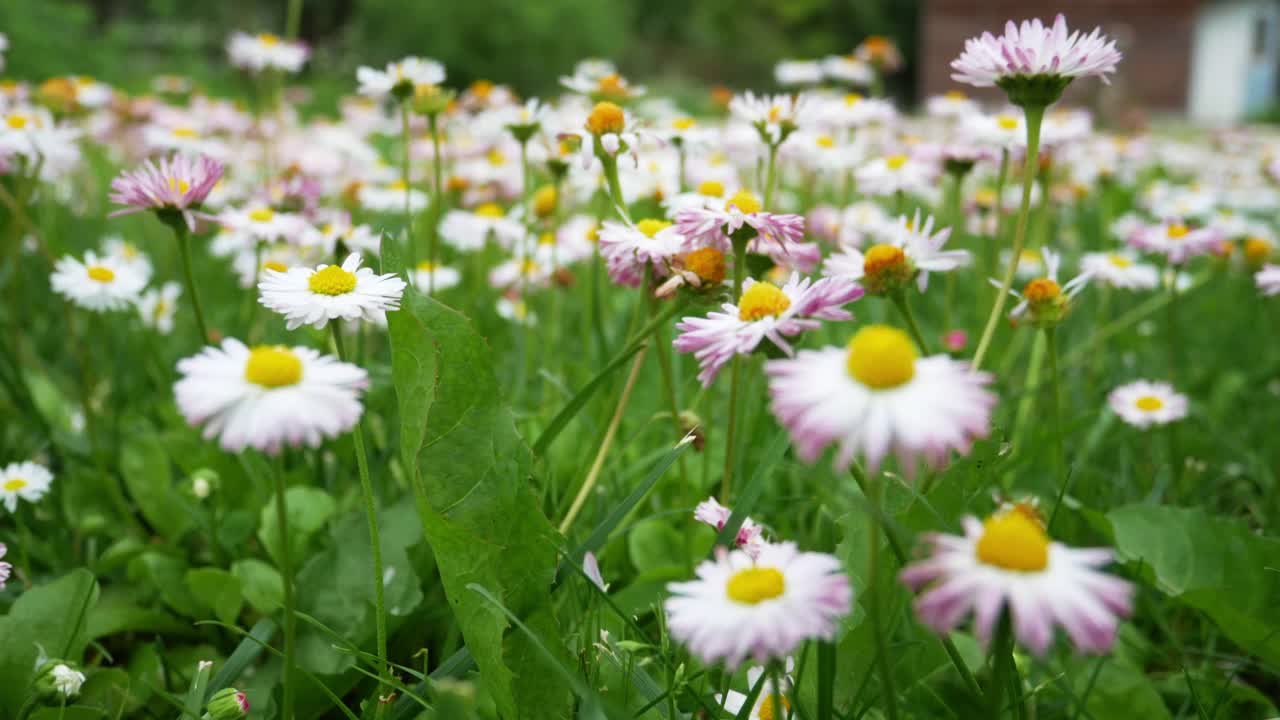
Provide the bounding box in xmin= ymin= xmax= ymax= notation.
xmin=2 ymin=11 xmax=1280 ymax=720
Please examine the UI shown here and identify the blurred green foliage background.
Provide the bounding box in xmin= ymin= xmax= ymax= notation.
xmin=0 ymin=0 xmax=919 ymax=104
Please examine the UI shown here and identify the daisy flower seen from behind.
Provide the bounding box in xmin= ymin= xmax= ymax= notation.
xmin=258 ymin=252 xmax=407 ymax=330
xmin=674 ymin=273 xmax=863 ymax=386
xmin=1108 ymin=380 xmax=1188 ymax=429
xmin=766 ymin=325 xmax=995 ymax=474
xmin=694 ymin=496 xmax=764 ymax=558
xmin=175 ymin=338 xmax=368 ymax=454
xmin=665 ymin=542 xmax=851 ymax=668
xmin=900 ymin=508 xmax=1134 ymax=655
xmin=0 ymin=461 xmax=54 ymax=513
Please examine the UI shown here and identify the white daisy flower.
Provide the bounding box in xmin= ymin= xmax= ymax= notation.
xmin=597 ymin=218 xmax=685 ymax=288
xmin=357 ymin=180 xmax=428 ymax=213
xmin=1079 ymin=250 xmax=1158 ymax=290
xmin=175 ymin=338 xmax=368 ymax=454
xmin=258 ymin=252 xmax=406 ymax=330
xmin=559 ymin=61 xmax=645 ymax=100
xmin=440 ymin=204 xmax=526 ymax=252
xmin=488 ymin=257 xmax=552 ymax=292
xmin=0 ymin=543 xmax=10 ymax=590
xmin=822 ymin=54 xmax=875 ymax=85
xmin=413 ymin=261 xmax=461 ymax=291
xmin=949 ymin=14 xmax=1122 ymax=89
xmin=926 ymin=90 xmax=980 ymax=119
xmin=855 ymin=152 xmax=937 ymax=197
xmin=674 ymin=274 xmax=864 ymax=386
xmin=496 ymin=296 xmax=536 ymax=325
xmin=219 ymin=206 xmax=312 ymax=244
xmin=1108 ymin=380 xmax=1188 ymax=429
xmin=766 ymin=325 xmax=996 ymax=474
xmin=822 ymin=211 xmax=969 ymax=294
xmin=961 ymin=110 xmax=1027 ymax=150
xmin=50 ymin=251 xmax=148 ymax=312
xmin=356 ymin=57 xmax=445 ymax=99
xmin=729 ymin=92 xmax=807 ymax=146
xmin=50 ymin=664 xmax=86 ymax=697
xmin=1129 ymin=220 xmax=1223 ymax=265
xmin=102 ymin=235 xmax=153 ymax=283
xmin=0 ymin=461 xmax=54 ymax=513
xmin=997 ymin=247 xmax=1090 ymax=326
xmin=901 ymin=509 xmax=1133 ymax=656
xmin=664 ymin=542 xmax=852 ymax=668
xmin=226 ymin=32 xmax=309 ymax=74
xmin=774 ymin=59 xmax=824 ymax=86
xmin=718 ymin=662 xmax=795 ymax=720
xmin=1256 ymin=264 xmax=1280 ymax=296
xmin=137 ymin=281 xmax=182 ymax=334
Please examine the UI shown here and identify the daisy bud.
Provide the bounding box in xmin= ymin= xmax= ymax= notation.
xmin=1244 ymin=236 xmax=1272 ymax=269
xmin=532 ymin=185 xmax=558 ymax=219
xmin=205 ymin=688 xmax=250 ymax=719
xmin=1020 ymin=276 xmax=1069 ymax=327
xmin=859 ymin=243 xmax=915 ymax=296
xmin=683 ymin=247 xmax=726 ymax=286
xmin=191 ymin=468 xmax=218 ymax=500
xmin=35 ymin=661 xmax=85 ymax=699
xmin=411 ymin=83 xmax=454 ymax=116
xmin=585 ymin=101 xmax=626 ymax=136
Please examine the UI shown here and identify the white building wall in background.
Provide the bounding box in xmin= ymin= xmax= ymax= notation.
xmin=1188 ymin=0 xmax=1265 ymax=124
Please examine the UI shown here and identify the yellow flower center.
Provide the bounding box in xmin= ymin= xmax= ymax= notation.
xmin=533 ymin=185 xmax=557 ymax=218
xmin=1244 ymin=237 xmax=1271 ymax=263
xmin=117 ymin=242 xmax=140 ymax=259
xmin=997 ymin=115 xmax=1020 ymax=130
xmin=263 ymin=260 xmax=288 ymax=273
xmin=521 ymin=259 xmax=541 ymax=276
xmin=974 ymin=187 xmax=997 ymax=207
xmin=758 ymin=695 xmax=792 ymax=720
xmin=672 ymin=117 xmax=696 ymax=131
xmin=486 ymin=148 xmax=506 ymax=166
xmin=1023 ymin=277 xmax=1061 ymax=303
xmin=585 ymin=101 xmax=626 ymax=136
xmin=87 ymin=265 xmax=116 ymax=283
xmin=846 ymin=325 xmax=917 ymax=389
xmin=844 ymin=92 xmax=863 ymax=106
xmin=863 ymin=244 xmax=906 ymax=277
xmin=1135 ymin=395 xmax=1164 ymax=411
xmin=636 ymin=219 xmax=671 ymax=238
xmin=475 ymin=203 xmax=505 ymax=218
xmin=737 ymin=282 xmax=791 ymax=321
xmin=470 ymin=79 xmax=493 ymax=98
xmin=1107 ymin=254 xmax=1132 ymax=268
xmin=767 ymin=105 xmax=783 ymax=123
xmin=3 ymin=478 xmax=27 ymax=492
xmin=416 ymin=261 xmax=437 ymax=271
xmin=258 ymin=33 xmax=281 ymax=46
xmin=596 ymin=74 xmax=625 ymax=95
xmin=538 ymin=232 xmax=556 ymax=246
xmin=244 ymin=346 xmax=303 ymax=388
xmin=249 ymin=208 xmax=275 ymax=223
xmin=725 ymin=190 xmax=762 ymax=214
xmin=725 ymin=567 xmax=786 ymax=604
xmin=945 ymin=90 xmax=967 ymax=100
xmin=684 ymin=247 xmax=726 ymax=284
xmin=167 ymin=176 xmax=191 ymax=194
xmin=885 ymin=154 xmax=908 ymax=170
xmin=696 ymin=180 xmax=724 ymax=198
xmin=6 ymin=114 xmax=28 ymax=130
xmin=171 ymin=127 xmax=198 ymax=139
xmin=975 ymin=511 xmax=1050 ymax=572
xmin=1167 ymin=224 xmax=1189 ymax=239
xmin=816 ymin=135 xmax=836 ymax=149
xmin=308 ymin=265 xmax=358 ymax=295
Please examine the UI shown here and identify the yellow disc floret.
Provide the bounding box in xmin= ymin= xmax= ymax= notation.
xmin=885 ymin=154 xmax=908 ymax=170
xmin=1107 ymin=254 xmax=1132 ymax=268
xmin=308 ymin=265 xmax=357 ymax=296
xmin=249 ymin=208 xmax=275 ymax=223
xmin=696 ymin=180 xmax=725 ymax=198
xmin=263 ymin=260 xmax=288 ymax=273
xmin=1167 ymin=223 xmax=1190 ymax=239
xmin=1135 ymin=395 xmax=1164 ymax=412
xmin=975 ymin=510 xmax=1050 ymax=572
xmin=726 ymin=567 xmax=786 ymax=605
xmin=87 ymin=265 xmax=116 ymax=283
xmin=532 ymin=185 xmax=557 ymax=218
xmin=725 ymin=190 xmax=762 ymax=214
xmin=244 ymin=346 xmax=303 ymax=388
xmin=1023 ymin=277 xmax=1061 ymax=304
xmin=585 ymin=101 xmax=626 ymax=136
xmin=863 ymin=244 xmax=906 ymax=277
xmin=846 ymin=325 xmax=917 ymax=390
xmin=737 ymin=282 xmax=791 ymax=321
xmin=758 ymin=695 xmax=792 ymax=720
xmin=635 ymin=218 xmax=671 ymax=238
xmin=475 ymin=202 xmax=504 ymax=218
xmin=3 ymin=478 xmax=27 ymax=492
xmin=684 ymin=247 xmax=726 ymax=284
xmin=997 ymin=115 xmax=1020 ymax=131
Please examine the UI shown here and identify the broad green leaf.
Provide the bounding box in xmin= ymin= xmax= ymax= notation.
xmin=1070 ymin=657 xmax=1170 ymax=719
xmin=120 ymin=431 xmax=193 ymax=541
xmin=230 ymin=559 xmax=284 ymax=614
xmin=387 ymin=281 xmax=571 ymax=720
xmin=628 ymin=518 xmax=685 ymax=574
xmin=1108 ymin=504 xmax=1280 ymax=668
xmin=185 ymin=568 xmax=244 ymax=625
xmin=88 ymin=588 xmax=190 ymax=640
xmin=0 ymin=569 xmax=99 ymax=718
xmin=126 ymin=552 xmax=201 ymax=618
xmin=256 ymin=486 xmax=336 ymax=569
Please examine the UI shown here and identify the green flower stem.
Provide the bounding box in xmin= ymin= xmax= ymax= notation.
xmin=426 ymin=113 xmax=444 ymax=294
xmin=890 ymin=291 xmax=930 ymax=355
xmin=174 ymin=223 xmax=211 ymax=345
xmin=768 ymin=661 xmax=786 ymax=720
xmin=271 ymin=453 xmax=297 ymax=720
xmin=1164 ymin=266 xmax=1183 ymax=488
xmin=1001 ymin=331 xmax=1045 ymax=491
xmin=973 ymin=105 xmax=1045 ymax=371
xmin=1043 ymin=327 xmax=1069 ymax=530
xmin=863 ymin=470 xmax=900 ymax=720
xmin=399 ymin=101 xmax=415 ymax=264
xmin=988 ymin=148 xmax=1011 ymax=288
xmin=720 ymin=236 xmax=750 ymax=500
xmin=598 ymin=145 xmax=631 ymax=224
xmin=331 ymin=324 xmax=390 ymax=714
xmin=943 ymin=172 xmax=965 ymax=329
xmin=987 ymin=614 xmax=1017 ymax=718
xmin=848 ymin=464 xmax=983 ymax=700
xmin=763 ymin=143 xmax=780 ymax=209
xmin=285 ymin=0 xmax=304 ymax=39
xmin=644 ymin=268 xmax=689 ymax=487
